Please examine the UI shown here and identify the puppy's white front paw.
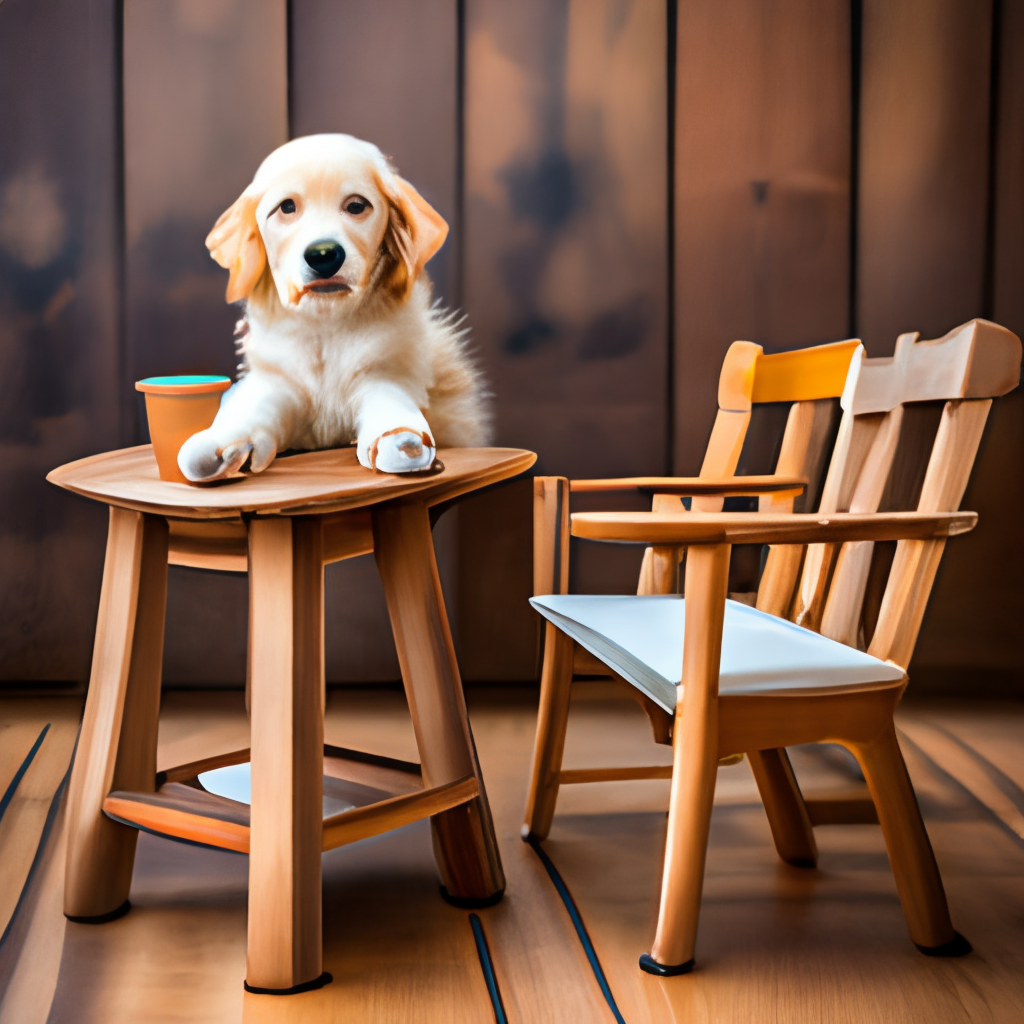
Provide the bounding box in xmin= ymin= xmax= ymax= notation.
xmin=365 ymin=429 xmax=436 ymax=474
xmin=178 ymin=429 xmax=252 ymax=483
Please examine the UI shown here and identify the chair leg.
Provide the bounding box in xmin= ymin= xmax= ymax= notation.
xmin=644 ymin=726 xmax=719 ymax=976
xmin=748 ymin=748 xmax=818 ymax=868
xmin=64 ymin=509 xmax=167 ymax=921
xmin=522 ymin=625 xmax=575 ymax=841
xmin=644 ymin=543 xmax=730 ymax=976
xmin=373 ymin=501 xmax=505 ymax=906
xmin=849 ymin=726 xmax=969 ymax=955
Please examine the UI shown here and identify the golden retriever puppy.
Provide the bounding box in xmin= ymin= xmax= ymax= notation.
xmin=177 ymin=133 xmax=489 ymax=481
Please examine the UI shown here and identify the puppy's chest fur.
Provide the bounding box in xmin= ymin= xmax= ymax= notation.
xmin=242 ymin=293 xmax=435 ymax=449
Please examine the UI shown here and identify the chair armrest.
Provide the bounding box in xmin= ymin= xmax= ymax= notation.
xmin=569 ymin=510 xmax=977 ymax=546
xmin=568 ymin=475 xmax=806 ymax=498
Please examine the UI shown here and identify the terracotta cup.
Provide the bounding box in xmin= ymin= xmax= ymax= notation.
xmin=135 ymin=376 xmax=232 ymax=484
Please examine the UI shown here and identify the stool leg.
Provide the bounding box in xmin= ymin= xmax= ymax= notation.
xmin=64 ymin=509 xmax=167 ymax=920
xmin=246 ymin=517 xmax=328 ymax=993
xmin=373 ymin=502 xmax=505 ymax=904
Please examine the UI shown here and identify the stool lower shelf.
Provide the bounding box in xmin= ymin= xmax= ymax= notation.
xmin=101 ymin=744 xmax=479 ymax=854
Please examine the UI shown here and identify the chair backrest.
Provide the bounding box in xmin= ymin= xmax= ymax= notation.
xmin=636 ymin=337 xmax=862 ymax=595
xmin=694 ymin=338 xmax=862 ymax=512
xmin=755 ymin=318 xmax=1021 ymax=669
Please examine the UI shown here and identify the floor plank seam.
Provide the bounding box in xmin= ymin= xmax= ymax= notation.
xmin=896 ymin=727 xmax=1024 ymax=853
xmin=0 ymin=734 xmax=70 ymax=954
xmin=0 ymin=724 xmax=50 ymax=828
xmin=525 ymin=838 xmax=628 ymax=1024
xmin=468 ymin=913 xmax=508 ymax=1024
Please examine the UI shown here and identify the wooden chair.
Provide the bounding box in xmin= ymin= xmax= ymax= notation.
xmin=526 ymin=319 xmax=1021 ymax=974
xmin=525 ymin=334 xmax=863 ymax=839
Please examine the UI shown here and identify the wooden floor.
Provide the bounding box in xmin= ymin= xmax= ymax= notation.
xmin=1 ymin=684 xmax=1023 ymax=1023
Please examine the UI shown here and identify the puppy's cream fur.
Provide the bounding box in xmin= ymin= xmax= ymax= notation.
xmin=178 ymin=134 xmax=489 ymax=481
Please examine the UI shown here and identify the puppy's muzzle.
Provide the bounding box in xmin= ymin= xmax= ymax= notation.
xmin=304 ymin=239 xmax=346 ymax=278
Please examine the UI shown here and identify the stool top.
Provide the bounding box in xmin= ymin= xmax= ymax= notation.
xmin=47 ymin=445 xmax=536 ymax=519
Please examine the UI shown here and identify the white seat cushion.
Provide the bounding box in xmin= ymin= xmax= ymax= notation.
xmin=531 ymin=595 xmax=905 ymax=714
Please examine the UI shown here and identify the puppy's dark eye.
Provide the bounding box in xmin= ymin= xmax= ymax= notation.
xmin=279 ymin=198 xmax=297 ymax=215
xmin=344 ymin=197 xmax=369 ymax=215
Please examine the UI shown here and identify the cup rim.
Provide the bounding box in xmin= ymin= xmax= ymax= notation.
xmin=136 ymin=375 xmax=232 ymax=396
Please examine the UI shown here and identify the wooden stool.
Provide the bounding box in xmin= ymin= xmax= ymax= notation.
xmin=48 ymin=444 xmax=535 ymax=994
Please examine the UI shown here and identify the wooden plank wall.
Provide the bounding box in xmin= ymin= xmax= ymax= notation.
xmin=459 ymin=0 xmax=669 ymax=678
xmin=0 ymin=0 xmax=121 ymax=686
xmin=857 ymin=0 xmax=1022 ymax=689
xmin=673 ymin=0 xmax=852 ymax=474
xmin=1 ymin=0 xmax=1021 ymax=691
xmin=857 ymin=0 xmax=992 ymax=351
xmin=122 ymin=0 xmax=288 ymax=686
xmin=910 ymin=0 xmax=1024 ymax=691
xmin=289 ymin=0 xmax=459 ymax=681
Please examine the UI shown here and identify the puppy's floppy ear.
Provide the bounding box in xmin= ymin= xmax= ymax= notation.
xmin=392 ymin=176 xmax=448 ymax=278
xmin=379 ymin=175 xmax=448 ymax=301
xmin=205 ymin=186 xmax=266 ymax=303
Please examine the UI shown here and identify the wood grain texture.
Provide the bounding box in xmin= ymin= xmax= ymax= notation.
xmin=121 ymin=0 xmax=288 ymax=690
xmin=0 ymin=705 xmax=79 ymax=947
xmin=993 ymin=0 xmax=1024 ymax=339
xmin=869 ymin=400 xmax=993 ymax=668
xmin=373 ymin=501 xmax=505 ymax=900
xmin=650 ymin=544 xmax=730 ymax=968
xmin=457 ymin=478 xmax=541 ymax=682
xmin=531 ymin=476 xmax=569 ymax=599
xmin=547 ymin=693 xmax=1024 ymax=1024
xmin=289 ymin=0 xmax=462 ymax=684
xmin=913 ymin=0 xmax=1024 ymax=701
xmin=747 ymin=747 xmax=818 ymax=867
xmin=0 ymin=0 xmax=120 ymax=685
xmin=0 ymin=799 xmax=69 ymax=1024
xmin=123 ymin=0 xmax=287 ymax=385
xmin=290 ymin=0 xmax=459 ymax=304
xmin=246 ymin=516 xmax=324 ymax=990
xmin=857 ymin=0 xmax=993 ymax=352
xmin=48 ymin=446 xmax=535 ymax=519
xmin=899 ymin=707 xmax=1024 ymax=842
xmin=521 ymin=623 xmax=575 ymax=841
xmin=101 ymin=775 xmax=480 ymax=856
xmin=674 ymin=0 xmax=851 ymax=473
xmin=570 ymin=509 xmax=977 ymax=546
xmin=458 ymin=0 xmax=670 ymax=679
xmin=63 ymin=509 xmax=167 ymax=919
xmin=570 ymin=475 xmax=806 ymax=496
xmin=464 ymin=0 xmax=668 ymax=477
xmin=9 ymin=689 xmax=1024 ymax=1022
xmin=849 ymin=725 xmax=956 ymax=948
xmin=322 ymin=776 xmax=479 ymax=851
xmin=531 ymin=323 xmax=1020 ymax=967
xmin=851 ymin=321 xmax=1021 ymax=412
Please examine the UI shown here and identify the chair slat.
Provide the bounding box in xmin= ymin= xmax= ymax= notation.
xmin=819 ymin=407 xmax=905 ymax=644
xmin=868 ymin=399 xmax=993 ymax=666
xmin=790 ymin=409 xmax=886 ymax=629
xmin=917 ymin=399 xmax=993 ymax=513
xmin=756 ymin=400 xmax=831 ymax=616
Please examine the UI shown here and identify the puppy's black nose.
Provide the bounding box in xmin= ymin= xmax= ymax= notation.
xmin=304 ymin=239 xmax=345 ymax=278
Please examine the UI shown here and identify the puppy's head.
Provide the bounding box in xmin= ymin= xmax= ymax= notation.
xmin=206 ymin=134 xmax=447 ymax=310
